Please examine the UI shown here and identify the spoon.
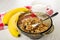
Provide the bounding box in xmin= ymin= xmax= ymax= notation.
xmin=32 ymin=23 xmax=40 ymax=28
xmin=32 ymin=12 xmax=58 ymax=28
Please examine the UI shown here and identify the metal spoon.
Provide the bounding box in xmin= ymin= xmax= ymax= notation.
xmin=32 ymin=23 xmax=40 ymax=28
xmin=32 ymin=12 xmax=58 ymax=28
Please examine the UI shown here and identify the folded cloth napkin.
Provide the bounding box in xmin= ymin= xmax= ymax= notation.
xmin=0 ymin=13 xmax=4 ymax=30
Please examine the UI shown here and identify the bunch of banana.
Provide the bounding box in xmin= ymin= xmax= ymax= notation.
xmin=2 ymin=7 xmax=29 ymax=37
xmin=3 ymin=7 xmax=29 ymax=25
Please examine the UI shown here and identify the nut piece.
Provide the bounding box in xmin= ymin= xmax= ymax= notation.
xmin=26 ymin=25 xmax=32 ymax=30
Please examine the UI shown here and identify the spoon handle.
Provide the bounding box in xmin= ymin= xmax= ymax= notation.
xmin=51 ymin=12 xmax=58 ymax=17
xmin=43 ymin=12 xmax=58 ymax=21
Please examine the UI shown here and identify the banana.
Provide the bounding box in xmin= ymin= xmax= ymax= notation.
xmin=3 ymin=7 xmax=29 ymax=25
xmin=8 ymin=12 xmax=24 ymax=37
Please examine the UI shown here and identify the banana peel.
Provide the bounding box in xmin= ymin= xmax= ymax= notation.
xmin=8 ymin=12 xmax=23 ymax=37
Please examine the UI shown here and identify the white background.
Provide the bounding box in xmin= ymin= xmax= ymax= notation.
xmin=0 ymin=0 xmax=60 ymax=40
